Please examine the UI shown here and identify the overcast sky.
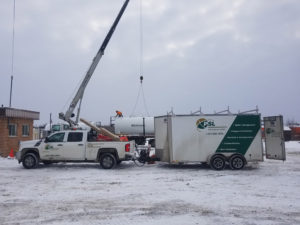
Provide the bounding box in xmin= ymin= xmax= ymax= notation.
xmin=0 ymin=0 xmax=299 ymax=125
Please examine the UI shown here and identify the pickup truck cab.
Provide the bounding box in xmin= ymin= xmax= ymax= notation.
xmin=16 ymin=130 xmax=135 ymax=169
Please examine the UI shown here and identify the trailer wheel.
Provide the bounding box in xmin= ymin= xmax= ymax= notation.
xmin=22 ymin=153 xmax=38 ymax=169
xmin=229 ymin=154 xmax=246 ymax=170
xmin=100 ymin=153 xmax=116 ymax=169
xmin=210 ymin=154 xmax=226 ymax=170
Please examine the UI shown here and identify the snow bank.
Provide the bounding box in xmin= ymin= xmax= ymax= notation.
xmin=285 ymin=141 xmax=300 ymax=150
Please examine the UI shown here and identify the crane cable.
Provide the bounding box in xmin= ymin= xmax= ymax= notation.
xmin=130 ymin=0 xmax=150 ymax=117
xmin=130 ymin=82 xmax=142 ymax=116
xmin=130 ymin=76 xmax=150 ymax=116
xmin=139 ymin=0 xmax=143 ymax=77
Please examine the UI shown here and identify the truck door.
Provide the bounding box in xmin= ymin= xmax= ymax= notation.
xmin=40 ymin=132 xmax=65 ymax=160
xmin=264 ymin=116 xmax=286 ymax=160
xmin=63 ymin=132 xmax=85 ymax=160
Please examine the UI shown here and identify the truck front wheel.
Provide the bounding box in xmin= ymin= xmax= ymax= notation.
xmin=100 ymin=153 xmax=116 ymax=169
xmin=22 ymin=153 xmax=38 ymax=169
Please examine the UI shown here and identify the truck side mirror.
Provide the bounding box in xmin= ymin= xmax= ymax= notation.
xmin=44 ymin=137 xmax=49 ymax=143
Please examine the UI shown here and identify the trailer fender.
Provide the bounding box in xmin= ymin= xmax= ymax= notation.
xmin=206 ymin=153 xmax=227 ymax=165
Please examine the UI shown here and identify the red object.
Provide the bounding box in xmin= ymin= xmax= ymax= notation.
xmin=291 ymin=127 xmax=300 ymax=134
xmin=9 ymin=149 xmax=14 ymax=158
xmin=125 ymin=143 xmax=130 ymax=152
xmin=97 ymin=134 xmax=113 ymax=141
xmin=147 ymin=155 xmax=156 ymax=164
xmin=120 ymin=136 xmax=128 ymax=142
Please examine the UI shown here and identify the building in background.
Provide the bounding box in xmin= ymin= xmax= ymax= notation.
xmin=290 ymin=126 xmax=300 ymax=140
xmin=0 ymin=107 xmax=39 ymax=157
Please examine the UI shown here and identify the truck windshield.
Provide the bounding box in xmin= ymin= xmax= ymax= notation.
xmin=52 ymin=125 xmax=61 ymax=132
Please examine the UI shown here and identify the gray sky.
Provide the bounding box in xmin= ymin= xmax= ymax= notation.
xmin=0 ymin=0 xmax=300 ymax=125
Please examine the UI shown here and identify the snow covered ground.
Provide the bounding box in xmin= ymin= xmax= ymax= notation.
xmin=1 ymin=142 xmax=300 ymax=225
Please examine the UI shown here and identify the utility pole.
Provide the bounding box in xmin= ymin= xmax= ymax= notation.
xmin=50 ymin=113 xmax=52 ymax=133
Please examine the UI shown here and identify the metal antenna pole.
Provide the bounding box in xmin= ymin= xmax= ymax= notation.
xmin=9 ymin=76 xmax=13 ymax=108
xmin=9 ymin=0 xmax=16 ymax=108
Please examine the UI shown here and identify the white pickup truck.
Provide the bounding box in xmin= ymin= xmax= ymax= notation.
xmin=16 ymin=130 xmax=135 ymax=169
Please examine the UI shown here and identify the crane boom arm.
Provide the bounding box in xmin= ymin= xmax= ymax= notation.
xmin=59 ymin=0 xmax=130 ymax=126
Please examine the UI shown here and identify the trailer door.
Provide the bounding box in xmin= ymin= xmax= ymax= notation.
xmin=264 ymin=116 xmax=286 ymax=160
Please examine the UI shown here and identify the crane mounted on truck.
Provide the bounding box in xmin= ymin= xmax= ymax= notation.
xmin=59 ymin=0 xmax=130 ymax=127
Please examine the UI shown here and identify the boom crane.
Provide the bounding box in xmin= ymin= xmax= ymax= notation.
xmin=59 ymin=0 xmax=130 ymax=126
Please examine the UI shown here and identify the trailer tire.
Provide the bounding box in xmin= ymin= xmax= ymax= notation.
xmin=100 ymin=153 xmax=116 ymax=169
xmin=210 ymin=154 xmax=226 ymax=170
xmin=229 ymin=154 xmax=246 ymax=170
xmin=22 ymin=153 xmax=38 ymax=169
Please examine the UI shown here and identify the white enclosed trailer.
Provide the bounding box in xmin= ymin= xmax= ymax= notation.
xmin=155 ymin=114 xmax=285 ymax=170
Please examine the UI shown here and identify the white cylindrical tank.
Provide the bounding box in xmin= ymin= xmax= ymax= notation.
xmin=112 ymin=117 xmax=154 ymax=136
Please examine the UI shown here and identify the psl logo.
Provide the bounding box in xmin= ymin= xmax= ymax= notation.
xmin=196 ymin=118 xmax=215 ymax=130
xmin=45 ymin=144 xmax=53 ymax=150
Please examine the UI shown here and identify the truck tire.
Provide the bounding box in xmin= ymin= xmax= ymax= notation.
xmin=229 ymin=154 xmax=246 ymax=170
xmin=210 ymin=154 xmax=226 ymax=170
xmin=100 ymin=153 xmax=116 ymax=169
xmin=22 ymin=153 xmax=38 ymax=169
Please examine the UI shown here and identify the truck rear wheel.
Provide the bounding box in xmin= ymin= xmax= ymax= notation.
xmin=210 ymin=154 xmax=226 ymax=170
xmin=100 ymin=153 xmax=116 ymax=169
xmin=23 ymin=153 xmax=38 ymax=169
xmin=229 ymin=154 xmax=246 ymax=170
